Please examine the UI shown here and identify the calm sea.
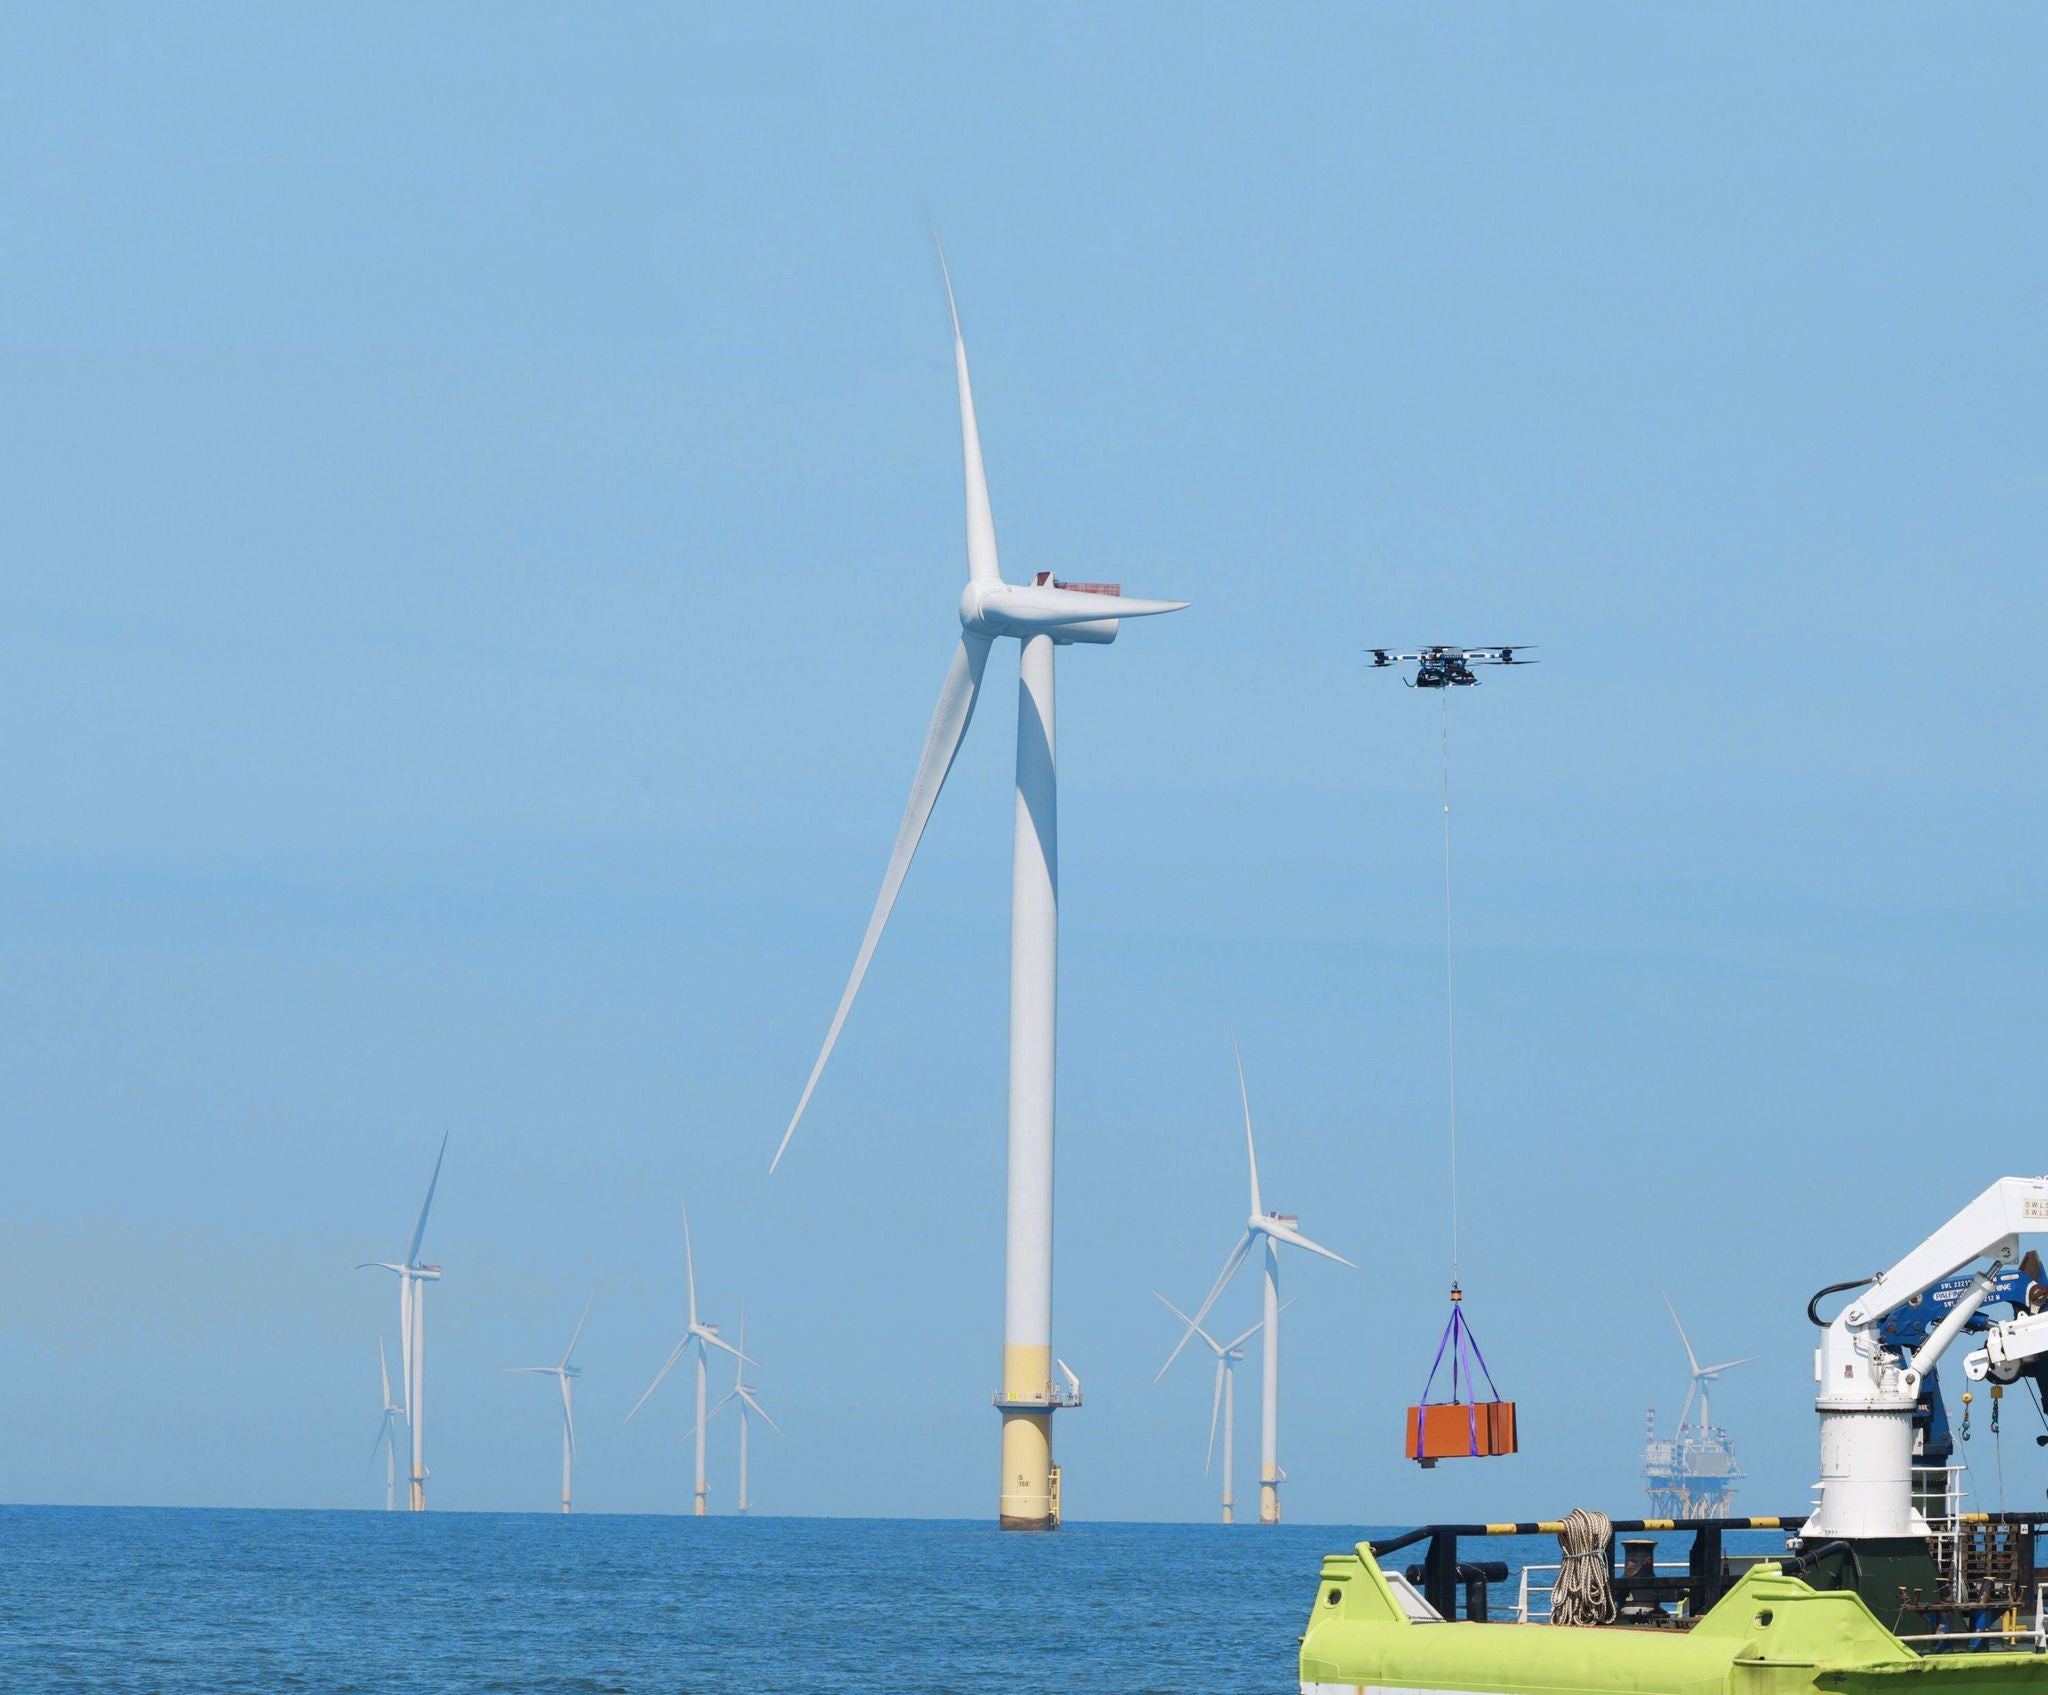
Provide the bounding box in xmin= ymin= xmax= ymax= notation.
xmin=0 ymin=1509 xmax=1787 ymax=1693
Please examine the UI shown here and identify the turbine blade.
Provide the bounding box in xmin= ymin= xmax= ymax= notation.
xmin=1700 ymin=1355 xmax=1756 ymax=1376
xmin=738 ymin=1388 xmax=782 ymax=1436
xmin=406 ymin=1131 xmax=449 ymax=1268
xmin=734 ymin=1301 xmax=747 ymax=1389
xmin=366 ymin=1409 xmax=395 ymax=1476
xmin=683 ymin=1202 xmax=699 ymax=1330
xmin=378 ymin=1337 xmax=391 ymax=1408
xmin=1662 ymin=1289 xmax=1703 ymax=1377
xmin=1233 ymin=1040 xmax=1262 ymax=1218
xmin=771 ymin=632 xmax=993 ymax=1172
xmin=561 ymin=1373 xmax=576 ymax=1457
xmin=977 ymin=583 xmax=1188 ymax=631
xmin=932 ymin=231 xmax=1001 ymax=586
xmin=1205 ymin=1356 xmax=1225 ymax=1475
xmin=625 ymin=1335 xmax=690 ymax=1423
xmin=1153 ymin=1291 xmax=1223 ymax=1357
xmin=1155 ymin=1233 xmax=1252 ymax=1382
xmin=684 ymin=1390 xmax=740 ymax=1442
xmin=1266 ymin=1220 xmax=1354 ymax=1268
xmin=560 ymin=1288 xmax=594 ymax=1370
xmin=1222 ymin=1313 xmax=1267 ymax=1352
xmin=696 ymin=1327 xmax=756 ymax=1366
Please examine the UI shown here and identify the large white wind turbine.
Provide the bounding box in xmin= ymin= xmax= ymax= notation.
xmin=504 ymin=1290 xmax=594 ymax=1514
xmin=367 ymin=1338 xmax=403 ymax=1512
xmin=1160 ymin=1047 xmax=1353 ymax=1524
xmin=1152 ymin=1294 xmax=1274 ymax=1523
xmin=1663 ymin=1290 xmax=1754 ymax=1434
xmin=358 ymin=1133 xmax=447 ymax=1512
xmin=772 ymin=241 xmax=1186 ymax=1531
xmin=694 ymin=1302 xmax=781 ymax=1514
xmin=626 ymin=1204 xmax=750 ymax=1517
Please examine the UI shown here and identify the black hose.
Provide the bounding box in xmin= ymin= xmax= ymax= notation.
xmin=1787 ymin=1540 xmax=1863 ymax=1591
xmin=1809 ymin=1278 xmax=1876 ymax=1328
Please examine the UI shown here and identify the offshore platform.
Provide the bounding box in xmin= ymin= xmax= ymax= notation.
xmin=1641 ymin=1294 xmax=1751 ymax=1517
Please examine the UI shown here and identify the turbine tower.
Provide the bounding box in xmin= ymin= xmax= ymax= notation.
xmin=358 ymin=1133 xmax=446 ymax=1512
xmin=504 ymin=1290 xmax=594 ymax=1514
xmin=1665 ymin=1290 xmax=1754 ymax=1434
xmin=772 ymin=241 xmax=1186 ymax=1532
xmin=367 ymin=1338 xmax=403 ymax=1512
xmin=626 ymin=1204 xmax=749 ymax=1516
xmin=1153 ymin=1293 xmax=1271 ymax=1523
xmin=1160 ymin=1046 xmax=1352 ymax=1523
xmin=697 ymin=1303 xmax=781 ymax=1514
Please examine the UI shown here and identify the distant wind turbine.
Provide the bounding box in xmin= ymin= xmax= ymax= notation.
xmin=366 ymin=1338 xmax=403 ymax=1512
xmin=693 ymin=1302 xmax=781 ymax=1514
xmin=627 ymin=1203 xmax=750 ymax=1516
xmin=772 ymin=236 xmax=1187 ymax=1532
xmin=504 ymin=1289 xmax=594 ymax=1514
xmin=1159 ymin=1045 xmax=1353 ymax=1523
xmin=358 ymin=1133 xmax=447 ymax=1511
xmin=1663 ymin=1290 xmax=1754 ymax=1433
xmin=1153 ymin=1294 xmax=1277 ymax=1523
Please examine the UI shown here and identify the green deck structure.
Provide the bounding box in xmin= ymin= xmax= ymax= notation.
xmin=1301 ymin=1546 xmax=2048 ymax=1695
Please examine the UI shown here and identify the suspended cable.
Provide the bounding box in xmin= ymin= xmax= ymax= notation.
xmin=1441 ymin=690 xmax=1460 ymax=1286
xmin=1372 ymin=644 xmax=1534 ymax=1467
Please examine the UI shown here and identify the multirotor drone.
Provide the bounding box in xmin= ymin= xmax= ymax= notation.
xmin=1368 ymin=645 xmax=1536 ymax=688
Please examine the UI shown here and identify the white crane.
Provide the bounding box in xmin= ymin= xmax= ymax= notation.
xmin=357 ymin=1133 xmax=446 ymax=1511
xmin=504 ymin=1290 xmax=594 ymax=1514
xmin=1808 ymin=1175 xmax=2048 ymax=1542
xmin=1153 ymin=1294 xmax=1275 ymax=1523
xmin=626 ymin=1204 xmax=749 ymax=1517
xmin=772 ymin=240 xmax=1186 ymax=1530
xmin=1159 ymin=1045 xmax=1352 ymax=1523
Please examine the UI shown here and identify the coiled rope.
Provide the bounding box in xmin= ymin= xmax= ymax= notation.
xmin=1550 ymin=1507 xmax=1616 ymax=1627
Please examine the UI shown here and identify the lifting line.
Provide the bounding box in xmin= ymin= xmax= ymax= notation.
xmin=1440 ymin=691 xmax=1460 ymax=1287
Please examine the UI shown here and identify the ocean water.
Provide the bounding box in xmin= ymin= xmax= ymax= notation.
xmin=0 ymin=1509 xmax=1788 ymax=1693
xmin=0 ymin=1510 xmax=1342 ymax=1694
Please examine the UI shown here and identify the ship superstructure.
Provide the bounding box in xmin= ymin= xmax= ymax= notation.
xmin=1301 ymin=1175 xmax=2048 ymax=1695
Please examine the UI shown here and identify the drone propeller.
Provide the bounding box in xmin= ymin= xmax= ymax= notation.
xmin=1371 ymin=643 xmax=1537 ymax=689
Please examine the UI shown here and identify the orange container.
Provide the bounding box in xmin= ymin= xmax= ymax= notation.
xmin=1406 ymin=1400 xmax=1518 ymax=1462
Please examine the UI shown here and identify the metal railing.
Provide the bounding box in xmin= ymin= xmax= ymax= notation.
xmin=1367 ymin=1515 xmax=1802 ymax=1625
xmin=1887 ymin=1582 xmax=2048 ymax=1650
xmin=1513 ymin=1560 xmax=1692 ymax=1625
xmin=990 ymin=1381 xmax=1082 ymax=1410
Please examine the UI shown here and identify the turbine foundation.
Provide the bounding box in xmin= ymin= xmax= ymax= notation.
xmin=997 ymin=1345 xmax=1058 ymax=1529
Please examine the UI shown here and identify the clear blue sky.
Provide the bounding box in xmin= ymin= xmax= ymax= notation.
xmin=2 ymin=4 xmax=2043 ymax=1525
